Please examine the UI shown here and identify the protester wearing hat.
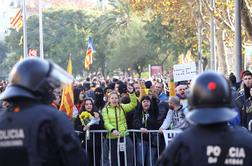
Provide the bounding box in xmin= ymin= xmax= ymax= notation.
xmin=157 ymin=71 xmax=252 ymax=166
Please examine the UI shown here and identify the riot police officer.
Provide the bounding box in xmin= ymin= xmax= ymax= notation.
xmin=0 ymin=57 xmax=86 ymax=166
xmin=157 ymin=71 xmax=252 ymax=166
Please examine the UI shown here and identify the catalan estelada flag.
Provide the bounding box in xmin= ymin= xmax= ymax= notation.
xmin=60 ymin=56 xmax=74 ymax=119
xmin=84 ymin=37 xmax=94 ymax=70
xmin=10 ymin=8 xmax=23 ymax=31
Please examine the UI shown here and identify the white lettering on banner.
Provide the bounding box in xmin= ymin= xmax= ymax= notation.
xmin=206 ymin=145 xmax=221 ymax=164
xmin=162 ymin=130 xmax=182 ymax=147
xmin=224 ymin=147 xmax=245 ymax=165
xmin=0 ymin=129 xmax=25 ymax=140
xmin=173 ymin=62 xmax=197 ymax=82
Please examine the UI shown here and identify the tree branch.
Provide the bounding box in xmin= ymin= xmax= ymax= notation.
xmin=161 ymin=53 xmax=170 ymax=65
xmin=226 ymin=0 xmax=235 ymax=29
xmin=201 ymin=0 xmax=235 ymax=31
xmin=241 ymin=0 xmax=252 ymax=39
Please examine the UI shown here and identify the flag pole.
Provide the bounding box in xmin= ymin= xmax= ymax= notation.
xmin=39 ymin=0 xmax=44 ymax=59
xmin=22 ymin=0 xmax=27 ymax=58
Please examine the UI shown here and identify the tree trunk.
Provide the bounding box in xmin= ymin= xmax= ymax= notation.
xmin=216 ymin=29 xmax=227 ymax=74
xmin=126 ymin=70 xmax=131 ymax=78
xmin=135 ymin=65 xmax=143 ymax=78
xmin=137 ymin=71 xmax=141 ymax=78
xmin=241 ymin=0 xmax=252 ymax=39
xmin=225 ymin=46 xmax=235 ymax=74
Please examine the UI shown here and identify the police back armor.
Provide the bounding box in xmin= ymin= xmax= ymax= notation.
xmin=0 ymin=103 xmax=85 ymax=166
xmin=157 ymin=124 xmax=252 ymax=166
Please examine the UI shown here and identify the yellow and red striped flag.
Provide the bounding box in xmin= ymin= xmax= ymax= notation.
xmin=10 ymin=9 xmax=23 ymax=31
xmin=84 ymin=37 xmax=94 ymax=70
xmin=169 ymin=68 xmax=176 ymax=96
xmin=60 ymin=56 xmax=74 ymax=119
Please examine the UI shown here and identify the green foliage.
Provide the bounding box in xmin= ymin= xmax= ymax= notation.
xmin=0 ymin=41 xmax=8 ymax=63
xmin=94 ymin=0 xmax=130 ymax=36
xmin=144 ymin=15 xmax=197 ymax=70
xmin=108 ymin=16 xmax=150 ymax=76
xmin=5 ymin=9 xmax=95 ymax=76
xmin=0 ymin=42 xmax=10 ymax=77
xmin=2 ymin=0 xmax=208 ymax=77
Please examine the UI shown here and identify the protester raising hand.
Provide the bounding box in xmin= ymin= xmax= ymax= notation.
xmin=127 ymin=84 xmax=134 ymax=94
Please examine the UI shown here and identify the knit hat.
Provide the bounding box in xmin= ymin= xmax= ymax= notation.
xmin=118 ymin=82 xmax=127 ymax=94
xmin=145 ymin=81 xmax=152 ymax=89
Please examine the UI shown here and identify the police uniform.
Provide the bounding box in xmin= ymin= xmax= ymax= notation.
xmin=0 ymin=57 xmax=86 ymax=166
xmin=157 ymin=71 xmax=252 ymax=166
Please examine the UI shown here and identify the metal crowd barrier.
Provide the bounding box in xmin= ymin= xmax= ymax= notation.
xmin=248 ymin=119 xmax=252 ymax=131
xmin=75 ymin=129 xmax=182 ymax=166
xmin=162 ymin=130 xmax=182 ymax=147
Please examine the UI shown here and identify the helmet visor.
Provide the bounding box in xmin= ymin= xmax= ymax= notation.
xmin=48 ymin=62 xmax=73 ymax=88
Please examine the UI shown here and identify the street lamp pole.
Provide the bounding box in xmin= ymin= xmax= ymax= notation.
xmin=22 ymin=0 xmax=27 ymax=58
xmin=198 ymin=21 xmax=203 ymax=73
xmin=235 ymin=0 xmax=242 ymax=81
xmin=210 ymin=0 xmax=216 ymax=71
xmin=39 ymin=0 xmax=44 ymax=59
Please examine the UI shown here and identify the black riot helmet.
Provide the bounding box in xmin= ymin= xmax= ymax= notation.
xmin=186 ymin=71 xmax=237 ymax=125
xmin=0 ymin=57 xmax=73 ymax=102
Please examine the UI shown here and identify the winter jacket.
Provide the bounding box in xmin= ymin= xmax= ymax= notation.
xmin=102 ymin=93 xmax=137 ymax=139
xmin=133 ymin=97 xmax=159 ymax=141
xmin=160 ymin=106 xmax=189 ymax=130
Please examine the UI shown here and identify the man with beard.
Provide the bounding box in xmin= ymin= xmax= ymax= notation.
xmin=133 ymin=82 xmax=141 ymax=98
xmin=175 ymin=84 xmax=189 ymax=113
xmin=159 ymin=96 xmax=189 ymax=131
xmin=154 ymin=82 xmax=168 ymax=102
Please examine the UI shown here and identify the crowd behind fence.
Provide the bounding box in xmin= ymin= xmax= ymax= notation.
xmin=76 ymin=124 xmax=252 ymax=166
xmin=76 ymin=129 xmax=182 ymax=166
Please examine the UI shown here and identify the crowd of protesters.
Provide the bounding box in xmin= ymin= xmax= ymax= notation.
xmin=1 ymin=70 xmax=252 ymax=165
